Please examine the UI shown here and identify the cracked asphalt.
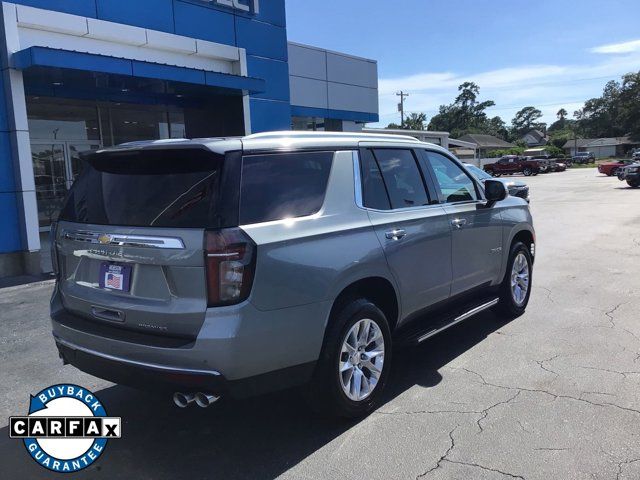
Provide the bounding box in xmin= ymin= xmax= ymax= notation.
xmin=1 ymin=168 xmax=639 ymax=479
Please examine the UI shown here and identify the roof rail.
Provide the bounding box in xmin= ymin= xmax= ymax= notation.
xmin=244 ymin=130 xmax=421 ymax=143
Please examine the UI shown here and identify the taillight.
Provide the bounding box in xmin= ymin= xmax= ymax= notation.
xmin=205 ymin=228 xmax=256 ymax=307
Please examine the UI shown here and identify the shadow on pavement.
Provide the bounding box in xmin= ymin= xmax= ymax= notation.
xmin=0 ymin=310 xmax=510 ymax=480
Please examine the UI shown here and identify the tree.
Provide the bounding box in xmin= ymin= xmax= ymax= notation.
xmin=403 ymin=112 xmax=427 ymax=130
xmin=427 ymin=82 xmax=500 ymax=138
xmin=549 ymin=108 xmax=575 ymax=133
xmin=511 ymin=106 xmax=546 ymax=139
xmin=617 ymin=71 xmax=640 ymax=140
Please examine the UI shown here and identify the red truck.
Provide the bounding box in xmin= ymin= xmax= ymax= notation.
xmin=484 ymin=155 xmax=541 ymax=177
xmin=598 ymin=159 xmax=634 ymax=176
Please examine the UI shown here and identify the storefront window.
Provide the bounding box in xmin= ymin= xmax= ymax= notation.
xmin=27 ymin=98 xmax=100 ymax=141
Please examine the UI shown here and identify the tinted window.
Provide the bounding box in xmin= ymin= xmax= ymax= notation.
xmin=60 ymin=148 xmax=232 ymax=228
xmin=240 ymin=151 xmax=333 ymax=224
xmin=373 ymin=149 xmax=429 ymax=209
xmin=360 ymin=149 xmax=391 ymax=210
xmin=426 ymin=152 xmax=478 ymax=203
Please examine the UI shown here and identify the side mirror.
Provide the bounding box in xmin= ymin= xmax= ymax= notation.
xmin=484 ymin=179 xmax=507 ymax=203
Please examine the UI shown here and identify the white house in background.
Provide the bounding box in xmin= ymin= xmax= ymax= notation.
xmin=563 ymin=137 xmax=640 ymax=158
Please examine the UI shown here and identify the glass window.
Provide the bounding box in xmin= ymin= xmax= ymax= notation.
xmin=109 ymin=106 xmax=170 ymax=145
xmin=360 ymin=149 xmax=391 ymax=210
xmin=373 ymin=149 xmax=429 ymax=209
xmin=425 ymin=151 xmax=478 ymax=203
xmin=27 ymin=97 xmax=100 ymax=141
xmin=240 ymin=152 xmax=334 ymax=225
xmin=60 ymin=149 xmax=231 ymax=228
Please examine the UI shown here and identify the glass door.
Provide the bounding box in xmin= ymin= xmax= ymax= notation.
xmin=31 ymin=142 xmax=102 ymax=229
xmin=31 ymin=142 xmax=67 ymax=229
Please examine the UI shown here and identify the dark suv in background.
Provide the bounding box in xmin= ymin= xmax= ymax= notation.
xmin=572 ymin=152 xmax=596 ymax=164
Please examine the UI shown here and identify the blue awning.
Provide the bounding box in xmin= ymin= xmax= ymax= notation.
xmin=12 ymin=47 xmax=265 ymax=94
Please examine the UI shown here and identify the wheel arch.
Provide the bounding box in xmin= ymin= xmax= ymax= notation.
xmin=327 ymin=276 xmax=400 ymax=334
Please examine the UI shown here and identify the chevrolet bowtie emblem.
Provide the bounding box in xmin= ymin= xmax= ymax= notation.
xmin=98 ymin=234 xmax=112 ymax=245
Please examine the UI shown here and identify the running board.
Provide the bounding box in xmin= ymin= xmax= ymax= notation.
xmin=395 ymin=296 xmax=499 ymax=346
xmin=416 ymin=298 xmax=499 ymax=343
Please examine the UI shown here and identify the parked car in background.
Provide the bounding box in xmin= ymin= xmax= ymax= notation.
xmin=531 ymin=155 xmax=567 ymax=173
xmin=484 ymin=155 xmax=541 ymax=177
xmin=465 ymin=163 xmax=530 ymax=202
xmin=572 ymin=152 xmax=596 ymax=164
xmin=551 ymin=160 xmax=567 ymax=172
xmin=617 ymin=162 xmax=640 ymax=188
xmin=598 ymin=159 xmax=634 ymax=176
xmin=49 ymin=131 xmax=536 ymax=418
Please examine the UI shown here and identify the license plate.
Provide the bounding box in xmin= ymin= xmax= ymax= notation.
xmin=99 ymin=262 xmax=132 ymax=292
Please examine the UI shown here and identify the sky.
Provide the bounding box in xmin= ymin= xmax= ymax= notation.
xmin=285 ymin=0 xmax=640 ymax=129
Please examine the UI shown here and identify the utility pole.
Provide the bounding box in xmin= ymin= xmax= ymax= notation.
xmin=396 ymin=91 xmax=409 ymax=128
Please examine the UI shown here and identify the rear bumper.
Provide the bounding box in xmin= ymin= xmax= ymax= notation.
xmin=55 ymin=337 xmax=226 ymax=393
xmin=50 ymin=285 xmax=330 ymax=396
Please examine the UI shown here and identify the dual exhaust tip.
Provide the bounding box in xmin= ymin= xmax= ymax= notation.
xmin=173 ymin=392 xmax=220 ymax=408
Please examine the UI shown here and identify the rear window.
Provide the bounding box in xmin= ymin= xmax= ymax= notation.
xmin=59 ymin=148 xmax=236 ymax=228
xmin=239 ymin=151 xmax=334 ymax=224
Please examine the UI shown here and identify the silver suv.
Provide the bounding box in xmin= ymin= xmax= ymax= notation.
xmin=50 ymin=132 xmax=535 ymax=417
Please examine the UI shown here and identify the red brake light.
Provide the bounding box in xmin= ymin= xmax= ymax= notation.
xmin=205 ymin=228 xmax=256 ymax=307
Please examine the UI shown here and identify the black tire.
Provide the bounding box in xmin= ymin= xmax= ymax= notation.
xmin=610 ymin=168 xmax=618 ymax=177
xmin=306 ymin=298 xmax=392 ymax=418
xmin=628 ymin=179 xmax=640 ymax=188
xmin=494 ymin=241 xmax=533 ymax=318
xmin=523 ymin=168 xmax=532 ymax=176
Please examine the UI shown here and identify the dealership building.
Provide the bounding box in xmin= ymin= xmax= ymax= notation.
xmin=0 ymin=0 xmax=379 ymax=277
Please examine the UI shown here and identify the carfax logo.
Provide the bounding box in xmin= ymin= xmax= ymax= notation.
xmin=9 ymin=384 xmax=121 ymax=473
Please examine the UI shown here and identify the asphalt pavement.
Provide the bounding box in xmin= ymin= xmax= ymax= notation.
xmin=1 ymin=167 xmax=639 ymax=480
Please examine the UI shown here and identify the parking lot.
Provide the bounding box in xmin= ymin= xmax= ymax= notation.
xmin=0 ymin=167 xmax=639 ymax=480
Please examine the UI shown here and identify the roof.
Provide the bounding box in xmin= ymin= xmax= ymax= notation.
xmin=562 ymin=138 xmax=593 ymax=149
xmin=458 ymin=134 xmax=515 ymax=149
xmin=523 ymin=130 xmax=547 ymax=142
xmin=562 ymin=137 xmax=640 ymax=149
xmin=95 ymin=131 xmax=455 ymax=156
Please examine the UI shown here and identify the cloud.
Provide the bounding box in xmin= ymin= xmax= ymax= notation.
xmin=590 ymin=39 xmax=640 ymax=54
xmin=374 ymin=50 xmax=640 ymax=128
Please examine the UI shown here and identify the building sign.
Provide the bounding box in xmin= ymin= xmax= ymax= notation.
xmin=212 ymin=0 xmax=259 ymax=14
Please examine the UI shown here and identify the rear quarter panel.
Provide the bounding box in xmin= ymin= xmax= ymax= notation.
xmin=241 ymin=151 xmax=396 ymax=313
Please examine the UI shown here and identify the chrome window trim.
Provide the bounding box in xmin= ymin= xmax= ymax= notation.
xmin=62 ymin=230 xmax=185 ymax=249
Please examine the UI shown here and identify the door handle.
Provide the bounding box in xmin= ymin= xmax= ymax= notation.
xmin=451 ymin=218 xmax=467 ymax=229
xmin=385 ymin=229 xmax=407 ymax=240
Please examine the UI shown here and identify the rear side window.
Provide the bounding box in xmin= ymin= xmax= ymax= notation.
xmin=373 ymin=149 xmax=429 ymax=209
xmin=59 ymin=148 xmax=234 ymax=228
xmin=240 ymin=151 xmax=334 ymax=225
xmin=360 ymin=149 xmax=391 ymax=210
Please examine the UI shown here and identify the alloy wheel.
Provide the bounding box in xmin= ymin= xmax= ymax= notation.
xmin=339 ymin=318 xmax=385 ymax=402
xmin=511 ymin=252 xmax=530 ymax=306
